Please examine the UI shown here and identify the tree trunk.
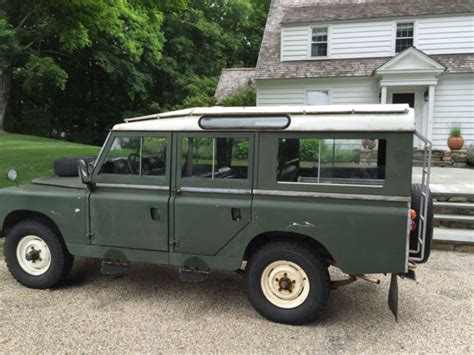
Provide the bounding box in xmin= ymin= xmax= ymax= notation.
xmin=0 ymin=69 xmax=12 ymax=131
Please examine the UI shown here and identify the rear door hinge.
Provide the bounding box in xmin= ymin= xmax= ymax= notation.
xmin=87 ymin=232 xmax=95 ymax=240
xmin=170 ymin=240 xmax=180 ymax=248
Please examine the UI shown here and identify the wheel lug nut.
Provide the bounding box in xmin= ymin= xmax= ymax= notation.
xmin=275 ymin=278 xmax=279 ymax=282
xmin=292 ymin=280 xmax=296 ymax=283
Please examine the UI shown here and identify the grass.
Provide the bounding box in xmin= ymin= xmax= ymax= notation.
xmin=0 ymin=131 xmax=101 ymax=188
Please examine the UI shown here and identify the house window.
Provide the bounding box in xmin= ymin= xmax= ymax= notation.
xmin=395 ymin=22 xmax=414 ymax=53
xmin=311 ymin=27 xmax=328 ymax=57
xmin=307 ymin=91 xmax=329 ymax=105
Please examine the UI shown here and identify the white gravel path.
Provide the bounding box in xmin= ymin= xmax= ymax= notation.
xmin=0 ymin=250 xmax=472 ymax=353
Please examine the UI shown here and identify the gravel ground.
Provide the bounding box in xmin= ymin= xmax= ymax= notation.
xmin=0 ymin=250 xmax=472 ymax=353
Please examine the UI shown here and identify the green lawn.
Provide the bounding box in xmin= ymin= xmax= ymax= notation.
xmin=0 ymin=131 xmax=101 ymax=188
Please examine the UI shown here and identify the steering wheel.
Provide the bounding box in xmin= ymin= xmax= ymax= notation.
xmin=127 ymin=153 xmax=141 ymax=174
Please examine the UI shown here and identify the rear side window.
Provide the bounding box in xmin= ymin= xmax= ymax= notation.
xmin=277 ymin=138 xmax=386 ymax=186
xmin=181 ymin=137 xmax=249 ymax=180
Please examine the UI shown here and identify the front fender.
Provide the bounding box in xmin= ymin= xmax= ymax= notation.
xmin=0 ymin=185 xmax=88 ymax=244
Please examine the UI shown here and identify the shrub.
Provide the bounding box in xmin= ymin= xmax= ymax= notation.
xmin=467 ymin=145 xmax=474 ymax=167
xmin=220 ymin=86 xmax=256 ymax=107
xmin=449 ymin=126 xmax=462 ymax=137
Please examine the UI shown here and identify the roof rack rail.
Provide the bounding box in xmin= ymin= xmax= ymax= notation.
xmin=124 ymin=113 xmax=160 ymax=123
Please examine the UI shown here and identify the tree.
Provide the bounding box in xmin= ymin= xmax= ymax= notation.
xmin=1 ymin=0 xmax=270 ymax=143
xmin=0 ymin=0 xmax=165 ymax=136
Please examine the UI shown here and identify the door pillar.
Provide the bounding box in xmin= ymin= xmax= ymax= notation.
xmin=426 ymin=85 xmax=436 ymax=141
xmin=380 ymin=86 xmax=388 ymax=104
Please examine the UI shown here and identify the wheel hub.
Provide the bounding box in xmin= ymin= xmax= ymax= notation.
xmin=25 ymin=248 xmax=41 ymax=262
xmin=16 ymin=235 xmax=51 ymax=276
xmin=261 ymin=260 xmax=311 ymax=309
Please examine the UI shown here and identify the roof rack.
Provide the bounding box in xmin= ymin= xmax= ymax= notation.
xmin=124 ymin=113 xmax=160 ymax=123
xmin=123 ymin=105 xmax=411 ymax=123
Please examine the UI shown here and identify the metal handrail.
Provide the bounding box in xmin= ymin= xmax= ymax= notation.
xmin=409 ymin=131 xmax=432 ymax=262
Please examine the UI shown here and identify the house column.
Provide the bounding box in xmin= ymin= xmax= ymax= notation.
xmin=426 ymin=85 xmax=436 ymax=140
xmin=380 ymin=86 xmax=388 ymax=104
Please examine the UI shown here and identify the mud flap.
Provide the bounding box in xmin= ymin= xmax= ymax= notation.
xmin=388 ymin=273 xmax=398 ymax=321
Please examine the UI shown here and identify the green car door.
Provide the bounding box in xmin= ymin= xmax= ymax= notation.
xmin=89 ymin=132 xmax=171 ymax=251
xmin=172 ymin=132 xmax=254 ymax=255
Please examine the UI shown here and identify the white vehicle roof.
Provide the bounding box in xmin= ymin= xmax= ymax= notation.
xmin=112 ymin=105 xmax=415 ymax=132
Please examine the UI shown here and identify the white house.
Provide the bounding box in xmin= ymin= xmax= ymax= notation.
xmin=218 ymin=0 xmax=474 ymax=149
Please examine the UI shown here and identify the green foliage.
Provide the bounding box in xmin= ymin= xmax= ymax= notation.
xmin=14 ymin=56 xmax=68 ymax=94
xmin=466 ymin=145 xmax=474 ymax=167
xmin=221 ymin=86 xmax=256 ymax=107
xmin=2 ymin=0 xmax=270 ymax=144
xmin=449 ymin=126 xmax=462 ymax=137
xmin=0 ymin=19 xmax=20 ymax=69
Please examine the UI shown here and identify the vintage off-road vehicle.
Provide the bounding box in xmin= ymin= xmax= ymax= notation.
xmin=0 ymin=105 xmax=433 ymax=325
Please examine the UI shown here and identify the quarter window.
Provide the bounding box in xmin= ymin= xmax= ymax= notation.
xmin=100 ymin=136 xmax=167 ymax=176
xmin=395 ymin=22 xmax=414 ymax=53
xmin=277 ymin=138 xmax=386 ymax=186
xmin=311 ymin=27 xmax=328 ymax=57
xmin=182 ymin=137 xmax=249 ymax=179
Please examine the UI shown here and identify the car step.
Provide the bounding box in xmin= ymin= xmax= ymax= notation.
xmin=179 ymin=267 xmax=209 ymax=283
xmin=101 ymin=259 xmax=130 ymax=277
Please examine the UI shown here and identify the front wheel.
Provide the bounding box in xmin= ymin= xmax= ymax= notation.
xmin=4 ymin=219 xmax=74 ymax=289
xmin=245 ymin=241 xmax=330 ymax=325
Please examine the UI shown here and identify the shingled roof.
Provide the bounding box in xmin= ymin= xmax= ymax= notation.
xmin=281 ymin=0 xmax=474 ymax=24
xmin=215 ymin=68 xmax=256 ymax=102
xmin=255 ymin=0 xmax=474 ymax=80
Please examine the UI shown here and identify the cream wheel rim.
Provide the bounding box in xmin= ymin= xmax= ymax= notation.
xmin=260 ymin=260 xmax=310 ymax=309
xmin=16 ymin=235 xmax=51 ymax=276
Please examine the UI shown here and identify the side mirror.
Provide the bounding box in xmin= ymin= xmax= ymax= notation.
xmin=78 ymin=159 xmax=91 ymax=184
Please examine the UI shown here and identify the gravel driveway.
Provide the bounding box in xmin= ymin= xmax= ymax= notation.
xmin=0 ymin=250 xmax=472 ymax=353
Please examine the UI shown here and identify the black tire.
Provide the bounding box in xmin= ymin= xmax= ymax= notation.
xmin=245 ymin=241 xmax=330 ymax=325
xmin=410 ymin=184 xmax=434 ymax=263
xmin=3 ymin=219 xmax=74 ymax=289
xmin=54 ymin=156 xmax=96 ymax=177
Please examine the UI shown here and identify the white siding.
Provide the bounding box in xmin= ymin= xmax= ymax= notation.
xmin=330 ymin=21 xmax=393 ymax=58
xmin=257 ymin=77 xmax=379 ymax=106
xmin=281 ymin=26 xmax=309 ymax=61
xmin=417 ymin=16 xmax=474 ymax=55
xmin=432 ymin=74 xmax=474 ymax=149
xmin=281 ymin=15 xmax=474 ymax=61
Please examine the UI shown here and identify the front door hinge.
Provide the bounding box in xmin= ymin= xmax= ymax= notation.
xmin=170 ymin=240 xmax=180 ymax=248
xmin=87 ymin=232 xmax=95 ymax=240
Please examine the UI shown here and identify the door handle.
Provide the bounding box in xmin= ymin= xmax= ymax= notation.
xmin=150 ymin=207 xmax=160 ymax=220
xmin=231 ymin=208 xmax=241 ymax=222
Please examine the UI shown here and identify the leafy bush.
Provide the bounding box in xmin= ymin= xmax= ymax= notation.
xmin=220 ymin=86 xmax=256 ymax=107
xmin=467 ymin=145 xmax=474 ymax=167
xmin=234 ymin=140 xmax=249 ymax=160
xmin=450 ymin=126 xmax=462 ymax=137
xmin=300 ymin=139 xmax=320 ymax=161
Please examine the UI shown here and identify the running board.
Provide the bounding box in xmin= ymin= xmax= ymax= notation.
xmin=101 ymin=259 xmax=130 ymax=277
xmin=179 ymin=267 xmax=209 ymax=283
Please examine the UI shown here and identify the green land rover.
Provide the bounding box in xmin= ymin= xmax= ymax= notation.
xmin=0 ymin=105 xmax=433 ymax=325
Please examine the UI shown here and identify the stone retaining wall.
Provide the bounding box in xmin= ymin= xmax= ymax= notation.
xmin=413 ymin=149 xmax=469 ymax=168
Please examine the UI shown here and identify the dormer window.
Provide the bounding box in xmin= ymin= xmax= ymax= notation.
xmin=311 ymin=27 xmax=328 ymax=57
xmin=395 ymin=22 xmax=414 ymax=53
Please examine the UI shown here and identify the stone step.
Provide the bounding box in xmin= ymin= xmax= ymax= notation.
xmin=434 ymin=214 xmax=474 ymax=229
xmin=432 ymin=192 xmax=474 ymax=203
xmin=433 ymin=227 xmax=474 ymax=244
xmin=434 ymin=201 xmax=474 ymax=216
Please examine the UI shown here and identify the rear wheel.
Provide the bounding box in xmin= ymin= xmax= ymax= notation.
xmin=245 ymin=241 xmax=330 ymax=325
xmin=4 ymin=219 xmax=74 ymax=289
